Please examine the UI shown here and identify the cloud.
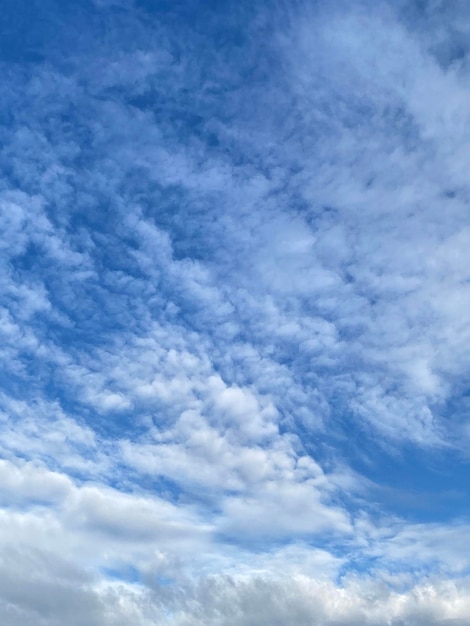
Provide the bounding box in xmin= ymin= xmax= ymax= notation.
xmin=1 ymin=0 xmax=470 ymax=622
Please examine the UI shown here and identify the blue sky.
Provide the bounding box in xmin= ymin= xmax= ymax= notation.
xmin=1 ymin=0 xmax=470 ymax=623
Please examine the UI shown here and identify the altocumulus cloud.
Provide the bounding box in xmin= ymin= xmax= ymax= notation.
xmin=1 ymin=0 xmax=470 ymax=623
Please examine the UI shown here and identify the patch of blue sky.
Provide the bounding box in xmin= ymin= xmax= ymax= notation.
xmin=100 ymin=564 xmax=142 ymax=584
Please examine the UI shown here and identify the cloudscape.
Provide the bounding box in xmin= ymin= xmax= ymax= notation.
xmin=1 ymin=0 xmax=470 ymax=624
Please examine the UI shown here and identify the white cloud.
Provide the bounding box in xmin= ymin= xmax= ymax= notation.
xmin=1 ymin=0 xmax=470 ymax=622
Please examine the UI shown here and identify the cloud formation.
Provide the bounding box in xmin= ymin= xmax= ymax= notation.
xmin=1 ymin=0 xmax=470 ymax=623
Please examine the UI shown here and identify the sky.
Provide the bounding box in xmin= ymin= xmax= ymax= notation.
xmin=1 ymin=0 xmax=470 ymax=623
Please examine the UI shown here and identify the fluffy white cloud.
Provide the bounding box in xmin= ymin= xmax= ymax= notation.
xmin=0 ymin=0 xmax=470 ymax=622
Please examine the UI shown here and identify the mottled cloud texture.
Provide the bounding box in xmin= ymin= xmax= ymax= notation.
xmin=1 ymin=0 xmax=470 ymax=623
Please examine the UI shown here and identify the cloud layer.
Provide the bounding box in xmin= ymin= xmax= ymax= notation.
xmin=1 ymin=0 xmax=470 ymax=623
